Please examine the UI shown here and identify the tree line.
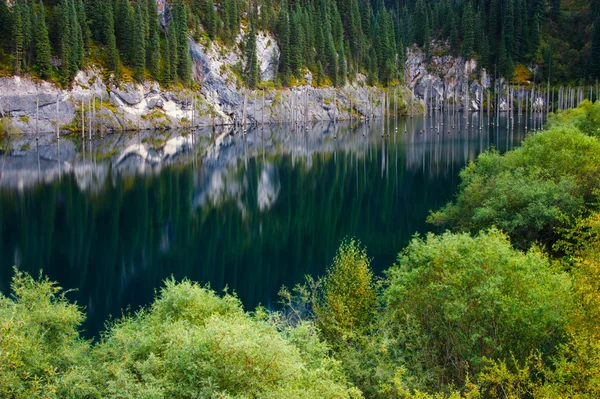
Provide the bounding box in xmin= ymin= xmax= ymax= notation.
xmin=0 ymin=0 xmax=191 ymax=86
xmin=0 ymin=0 xmax=597 ymax=88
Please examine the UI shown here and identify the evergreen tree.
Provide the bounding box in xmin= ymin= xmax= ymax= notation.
xmin=77 ymin=0 xmax=90 ymax=55
xmin=503 ymin=0 xmax=515 ymax=59
xmin=449 ymin=14 xmax=459 ymax=55
xmin=244 ymin=20 xmax=259 ymax=88
xmin=338 ymin=42 xmax=346 ymax=87
xmin=13 ymin=3 xmax=24 ymax=75
xmin=19 ymin=0 xmax=35 ymax=69
xmin=498 ymin=39 xmax=514 ymax=79
xmin=147 ymin=0 xmax=161 ymax=77
xmin=105 ymin=2 xmax=119 ymax=72
xmin=325 ymin=30 xmax=337 ymax=85
xmin=116 ymin=0 xmax=135 ymax=65
xmin=590 ymin=17 xmax=600 ymax=80
xmin=133 ymin=0 xmax=146 ymax=82
xmin=168 ymin=27 xmax=178 ymax=84
xmin=205 ymin=0 xmax=217 ymax=39
xmin=289 ymin=9 xmax=303 ymax=75
xmin=276 ymin=0 xmax=290 ymax=82
xmin=174 ymin=0 xmax=191 ymax=85
xmin=462 ymin=2 xmax=474 ymax=59
xmin=34 ymin=0 xmax=52 ymax=79
xmin=162 ymin=31 xmax=173 ymax=85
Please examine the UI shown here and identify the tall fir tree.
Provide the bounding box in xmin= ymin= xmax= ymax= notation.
xmin=244 ymin=20 xmax=259 ymax=88
xmin=338 ymin=42 xmax=346 ymax=87
xmin=462 ymin=2 xmax=474 ymax=59
xmin=13 ymin=3 xmax=24 ymax=75
xmin=105 ymin=2 xmax=119 ymax=72
xmin=34 ymin=0 xmax=52 ymax=79
xmin=133 ymin=0 xmax=146 ymax=82
xmin=276 ymin=0 xmax=290 ymax=82
xmin=174 ymin=0 xmax=191 ymax=85
xmin=590 ymin=16 xmax=600 ymax=80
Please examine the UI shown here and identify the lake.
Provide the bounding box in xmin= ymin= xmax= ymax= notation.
xmin=0 ymin=111 xmax=545 ymax=336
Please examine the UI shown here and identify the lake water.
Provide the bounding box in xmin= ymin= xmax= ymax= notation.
xmin=0 ymin=112 xmax=545 ymax=336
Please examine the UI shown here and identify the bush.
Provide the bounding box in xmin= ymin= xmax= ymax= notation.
xmin=428 ymin=125 xmax=600 ymax=249
xmin=383 ymin=229 xmax=572 ymax=390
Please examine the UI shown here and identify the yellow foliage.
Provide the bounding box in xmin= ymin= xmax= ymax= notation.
xmin=513 ymin=64 xmax=532 ymax=85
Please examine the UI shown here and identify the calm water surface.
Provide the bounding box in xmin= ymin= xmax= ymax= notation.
xmin=0 ymin=112 xmax=545 ymax=335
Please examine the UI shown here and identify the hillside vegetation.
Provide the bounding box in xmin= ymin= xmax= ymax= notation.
xmin=0 ymin=0 xmax=597 ymax=90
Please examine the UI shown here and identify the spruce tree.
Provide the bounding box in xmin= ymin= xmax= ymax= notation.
xmin=244 ymin=20 xmax=259 ymax=88
xmin=106 ymin=2 xmax=119 ymax=71
xmin=162 ymin=31 xmax=173 ymax=85
xmin=450 ymin=15 xmax=459 ymax=55
xmin=338 ymin=42 xmax=346 ymax=87
xmin=590 ymin=16 xmax=600 ymax=80
xmin=325 ymin=30 xmax=337 ymax=85
xmin=289 ymin=9 xmax=303 ymax=75
xmin=147 ymin=0 xmax=161 ymax=77
xmin=276 ymin=0 xmax=290 ymax=82
xmin=19 ymin=0 xmax=35 ymax=69
xmin=13 ymin=3 xmax=24 ymax=75
xmin=174 ymin=0 xmax=191 ymax=85
xmin=205 ymin=0 xmax=217 ymax=39
xmin=133 ymin=0 xmax=146 ymax=82
xmin=503 ymin=0 xmax=515 ymax=59
xmin=77 ymin=0 xmax=90 ymax=55
xmin=34 ymin=0 xmax=52 ymax=79
xmin=462 ymin=2 xmax=474 ymax=59
xmin=58 ymin=0 xmax=72 ymax=83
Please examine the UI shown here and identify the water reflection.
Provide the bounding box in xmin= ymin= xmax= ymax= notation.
xmin=0 ymin=112 xmax=545 ymax=336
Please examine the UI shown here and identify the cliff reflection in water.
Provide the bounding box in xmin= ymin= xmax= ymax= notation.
xmin=0 ymin=112 xmax=544 ymax=336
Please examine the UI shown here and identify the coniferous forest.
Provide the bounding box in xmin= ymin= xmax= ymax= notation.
xmin=0 ymin=0 xmax=597 ymax=88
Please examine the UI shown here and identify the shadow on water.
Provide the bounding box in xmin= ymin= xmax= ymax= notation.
xmin=0 ymin=111 xmax=545 ymax=336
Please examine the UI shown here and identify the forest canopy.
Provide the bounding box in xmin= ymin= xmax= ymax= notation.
xmin=0 ymin=0 xmax=597 ymax=87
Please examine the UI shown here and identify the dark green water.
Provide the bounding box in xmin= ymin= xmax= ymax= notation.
xmin=0 ymin=113 xmax=544 ymax=336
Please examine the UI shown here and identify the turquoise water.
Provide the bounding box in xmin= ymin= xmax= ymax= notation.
xmin=0 ymin=112 xmax=544 ymax=336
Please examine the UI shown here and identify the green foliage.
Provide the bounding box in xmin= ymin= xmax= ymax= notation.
xmin=0 ymin=270 xmax=95 ymax=398
xmin=244 ymin=20 xmax=259 ymax=88
xmin=384 ymin=229 xmax=572 ymax=389
xmin=34 ymin=1 xmax=52 ymax=79
xmin=0 ymin=272 xmax=360 ymax=399
xmin=548 ymin=100 xmax=600 ymax=137
xmin=428 ymin=124 xmax=600 ymax=250
xmin=92 ymin=278 xmax=360 ymax=398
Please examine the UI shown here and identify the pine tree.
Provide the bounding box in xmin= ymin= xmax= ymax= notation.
xmin=162 ymin=31 xmax=173 ymax=85
xmin=462 ymin=2 xmax=474 ymax=59
xmin=498 ymin=39 xmax=514 ymax=79
xmin=450 ymin=14 xmax=459 ymax=55
xmin=338 ymin=42 xmax=346 ymax=87
xmin=276 ymin=0 xmax=290 ymax=82
xmin=77 ymin=0 xmax=90 ymax=55
xmin=106 ymin=2 xmax=119 ymax=71
xmin=289 ymin=9 xmax=303 ymax=75
xmin=590 ymin=16 xmax=600 ymax=80
xmin=147 ymin=0 xmax=161 ymax=77
xmin=244 ymin=20 xmax=259 ymax=88
xmin=168 ymin=26 xmax=178 ymax=84
xmin=133 ymin=0 xmax=146 ymax=82
xmin=13 ymin=3 xmax=24 ymax=75
xmin=503 ymin=0 xmax=515 ymax=59
xmin=174 ymin=0 xmax=191 ymax=85
xmin=34 ymin=0 xmax=52 ymax=79
xmin=325 ymin=30 xmax=337 ymax=85
xmin=205 ymin=0 xmax=217 ymax=39
xmin=19 ymin=0 xmax=35 ymax=69
xmin=58 ymin=0 xmax=72 ymax=83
